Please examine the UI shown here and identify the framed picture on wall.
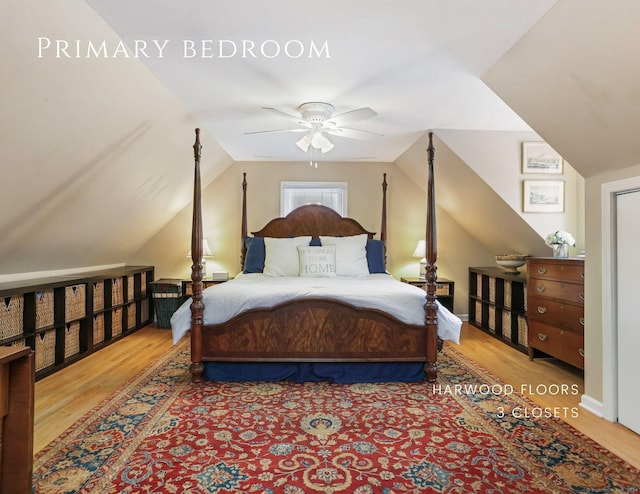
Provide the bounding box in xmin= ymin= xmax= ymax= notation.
xmin=522 ymin=141 xmax=563 ymax=174
xmin=523 ymin=180 xmax=565 ymax=213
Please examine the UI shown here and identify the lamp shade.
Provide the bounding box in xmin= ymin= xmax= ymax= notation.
xmin=187 ymin=238 xmax=213 ymax=258
xmin=412 ymin=240 xmax=426 ymax=258
xmin=412 ymin=240 xmax=427 ymax=279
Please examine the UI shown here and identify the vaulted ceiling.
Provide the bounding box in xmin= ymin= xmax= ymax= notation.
xmin=83 ymin=0 xmax=555 ymax=162
xmin=2 ymin=0 xmax=639 ymax=276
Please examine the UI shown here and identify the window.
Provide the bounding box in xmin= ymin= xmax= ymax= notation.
xmin=280 ymin=181 xmax=348 ymax=216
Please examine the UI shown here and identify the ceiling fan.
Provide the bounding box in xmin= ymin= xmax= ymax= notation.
xmin=245 ymin=102 xmax=383 ymax=154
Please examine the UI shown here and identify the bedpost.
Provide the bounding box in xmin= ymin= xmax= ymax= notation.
xmin=240 ymin=172 xmax=248 ymax=268
xmin=424 ymin=131 xmax=438 ymax=382
xmin=380 ymin=173 xmax=388 ymax=244
xmin=190 ymin=128 xmax=204 ymax=382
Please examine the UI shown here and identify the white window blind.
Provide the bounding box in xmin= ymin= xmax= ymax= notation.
xmin=280 ymin=181 xmax=348 ymax=216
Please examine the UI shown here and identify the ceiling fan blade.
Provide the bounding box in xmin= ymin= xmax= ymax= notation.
xmin=244 ymin=128 xmax=307 ymax=135
xmin=327 ymin=107 xmax=377 ymax=127
xmin=262 ymin=106 xmax=305 ymax=124
xmin=326 ymin=127 xmax=385 ymax=139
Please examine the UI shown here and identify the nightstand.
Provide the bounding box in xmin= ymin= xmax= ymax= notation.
xmin=182 ymin=279 xmax=228 ymax=296
xmin=400 ymin=277 xmax=455 ymax=312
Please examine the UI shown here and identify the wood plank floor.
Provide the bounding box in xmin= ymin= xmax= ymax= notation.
xmin=34 ymin=323 xmax=640 ymax=470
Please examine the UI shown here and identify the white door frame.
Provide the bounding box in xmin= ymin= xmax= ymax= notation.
xmin=600 ymin=176 xmax=640 ymax=422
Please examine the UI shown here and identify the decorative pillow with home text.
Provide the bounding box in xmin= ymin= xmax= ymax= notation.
xmin=298 ymin=245 xmax=337 ymax=278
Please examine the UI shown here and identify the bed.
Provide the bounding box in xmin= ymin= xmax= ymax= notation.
xmin=179 ymin=128 xmax=457 ymax=383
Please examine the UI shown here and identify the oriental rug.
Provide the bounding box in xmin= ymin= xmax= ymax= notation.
xmin=33 ymin=341 xmax=639 ymax=493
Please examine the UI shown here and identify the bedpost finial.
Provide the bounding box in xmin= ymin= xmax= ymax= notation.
xmin=193 ymin=128 xmax=202 ymax=161
xmin=427 ymin=131 xmax=435 ymax=161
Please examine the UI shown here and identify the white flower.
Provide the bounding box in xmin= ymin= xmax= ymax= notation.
xmin=545 ymin=230 xmax=575 ymax=247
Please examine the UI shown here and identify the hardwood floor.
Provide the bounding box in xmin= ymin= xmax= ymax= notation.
xmin=34 ymin=325 xmax=174 ymax=453
xmin=455 ymin=323 xmax=640 ymax=470
xmin=34 ymin=323 xmax=640 ymax=470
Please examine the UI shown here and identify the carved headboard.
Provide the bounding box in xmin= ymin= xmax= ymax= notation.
xmin=251 ymin=204 xmax=375 ymax=239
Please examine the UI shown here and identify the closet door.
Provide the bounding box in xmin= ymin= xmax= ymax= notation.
xmin=616 ymin=189 xmax=640 ymax=435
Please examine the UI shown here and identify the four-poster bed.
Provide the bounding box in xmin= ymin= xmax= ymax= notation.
xmin=179 ymin=128 xmax=453 ymax=383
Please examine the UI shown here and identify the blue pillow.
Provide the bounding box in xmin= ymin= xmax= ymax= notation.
xmin=244 ymin=237 xmax=384 ymax=274
xmin=243 ymin=237 xmax=265 ymax=273
xmin=366 ymin=239 xmax=386 ymax=273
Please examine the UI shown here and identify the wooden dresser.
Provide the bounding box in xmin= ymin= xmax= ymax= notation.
xmin=526 ymin=257 xmax=585 ymax=370
xmin=0 ymin=346 xmax=34 ymax=493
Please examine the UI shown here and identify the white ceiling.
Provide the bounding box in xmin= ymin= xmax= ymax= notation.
xmin=85 ymin=0 xmax=557 ymax=162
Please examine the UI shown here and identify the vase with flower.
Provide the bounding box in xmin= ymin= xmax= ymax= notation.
xmin=545 ymin=230 xmax=575 ymax=258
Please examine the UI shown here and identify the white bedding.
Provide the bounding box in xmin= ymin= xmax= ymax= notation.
xmin=170 ymin=273 xmax=462 ymax=345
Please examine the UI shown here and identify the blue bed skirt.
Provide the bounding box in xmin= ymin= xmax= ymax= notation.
xmin=203 ymin=361 xmax=426 ymax=383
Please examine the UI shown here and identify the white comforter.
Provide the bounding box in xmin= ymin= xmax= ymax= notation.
xmin=170 ymin=273 xmax=462 ymax=345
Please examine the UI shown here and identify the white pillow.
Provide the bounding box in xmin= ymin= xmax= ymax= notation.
xmin=319 ymin=234 xmax=369 ymax=277
xmin=264 ymin=236 xmax=312 ymax=276
xmin=298 ymin=245 xmax=337 ymax=278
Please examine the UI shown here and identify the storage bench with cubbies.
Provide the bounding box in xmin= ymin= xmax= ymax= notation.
xmin=0 ymin=266 xmax=154 ymax=380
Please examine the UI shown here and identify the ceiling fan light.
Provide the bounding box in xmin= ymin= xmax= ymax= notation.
xmin=310 ymin=130 xmax=334 ymax=153
xmin=320 ymin=139 xmax=334 ymax=153
xmin=296 ymin=134 xmax=311 ymax=152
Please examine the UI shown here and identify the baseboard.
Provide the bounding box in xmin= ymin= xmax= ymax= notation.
xmin=580 ymin=394 xmax=606 ymax=419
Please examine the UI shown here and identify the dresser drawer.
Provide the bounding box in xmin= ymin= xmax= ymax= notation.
xmin=529 ymin=279 xmax=584 ymax=305
xmin=529 ymin=259 xmax=584 ymax=283
xmin=529 ymin=321 xmax=584 ymax=369
xmin=527 ymin=295 xmax=584 ymax=331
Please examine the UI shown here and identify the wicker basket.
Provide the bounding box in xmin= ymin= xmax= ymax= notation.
xmin=518 ymin=315 xmax=528 ymax=347
xmin=1 ymin=295 xmax=24 ymax=340
xmin=489 ymin=277 xmax=496 ymax=303
xmin=7 ymin=338 xmax=26 ymax=348
xmin=151 ymin=281 xmax=183 ymax=329
xmin=141 ymin=272 xmax=147 ymax=295
xmin=112 ymin=307 xmax=123 ymax=336
xmin=504 ymin=281 xmax=512 ymax=309
xmin=127 ymin=275 xmax=135 ymax=301
xmin=93 ymin=281 xmax=105 ymax=312
xmin=93 ymin=313 xmax=104 ymax=345
xmin=64 ymin=322 xmax=80 ymax=358
xmin=141 ymin=298 xmax=150 ymax=323
xmin=65 ymin=284 xmax=86 ymax=322
xmin=35 ymin=289 xmax=54 ymax=329
xmin=502 ymin=311 xmax=512 ymax=339
xmin=475 ymin=301 xmax=482 ymax=326
xmin=112 ymin=277 xmax=124 ymax=306
xmin=35 ymin=329 xmax=56 ymax=371
xmin=127 ymin=302 xmax=136 ymax=330
xmin=488 ymin=305 xmax=496 ymax=332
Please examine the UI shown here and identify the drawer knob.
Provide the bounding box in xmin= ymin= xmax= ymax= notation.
xmin=537 ymin=306 xmax=547 ymax=314
xmin=579 ymin=348 xmax=584 ymax=357
xmin=579 ymin=317 xmax=585 ymax=326
xmin=579 ymin=292 xmax=585 ymax=300
xmin=580 ymin=271 xmax=585 ymax=279
xmin=537 ymin=267 xmax=547 ymax=275
xmin=538 ymin=333 xmax=548 ymax=342
xmin=537 ymin=285 xmax=546 ymax=293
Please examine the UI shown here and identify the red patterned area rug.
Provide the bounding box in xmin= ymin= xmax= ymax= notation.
xmin=34 ymin=341 xmax=639 ymax=493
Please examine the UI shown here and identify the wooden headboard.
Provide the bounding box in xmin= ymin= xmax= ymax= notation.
xmin=252 ymin=205 xmax=375 ymax=239
xmin=240 ymin=173 xmax=388 ymax=266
